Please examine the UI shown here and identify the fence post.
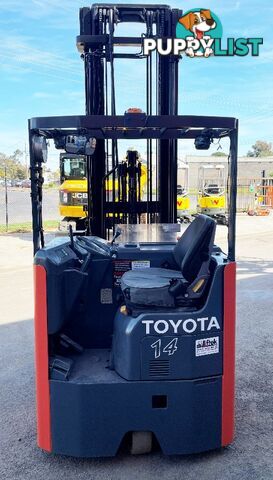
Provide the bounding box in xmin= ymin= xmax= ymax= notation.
xmin=4 ymin=164 xmax=8 ymax=232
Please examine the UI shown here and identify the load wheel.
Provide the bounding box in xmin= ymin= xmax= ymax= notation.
xmin=130 ymin=431 xmax=153 ymax=455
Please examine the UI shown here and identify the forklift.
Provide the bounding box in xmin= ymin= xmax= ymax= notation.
xmin=197 ymin=164 xmax=228 ymax=225
xmin=29 ymin=3 xmax=238 ymax=457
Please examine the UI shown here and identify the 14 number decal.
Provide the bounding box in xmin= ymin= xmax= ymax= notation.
xmin=151 ymin=338 xmax=178 ymax=358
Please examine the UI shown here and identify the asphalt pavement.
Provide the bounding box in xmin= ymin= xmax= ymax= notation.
xmin=0 ymin=216 xmax=273 ymax=480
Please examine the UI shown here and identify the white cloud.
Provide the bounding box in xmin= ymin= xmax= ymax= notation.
xmin=33 ymin=90 xmax=83 ymax=100
xmin=0 ymin=33 xmax=82 ymax=83
xmin=0 ymin=0 xmax=76 ymax=19
xmin=0 ymin=129 xmax=27 ymax=155
xmin=33 ymin=92 xmax=56 ymax=99
xmin=214 ymin=1 xmax=241 ymax=14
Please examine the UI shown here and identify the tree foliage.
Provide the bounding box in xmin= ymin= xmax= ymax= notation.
xmin=247 ymin=141 xmax=273 ymax=158
xmin=0 ymin=150 xmax=27 ymax=180
xmin=211 ymin=151 xmax=227 ymax=157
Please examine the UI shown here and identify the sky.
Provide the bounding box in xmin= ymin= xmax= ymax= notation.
xmin=0 ymin=0 xmax=272 ymax=169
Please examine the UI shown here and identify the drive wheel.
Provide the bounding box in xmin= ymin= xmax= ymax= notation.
xmin=130 ymin=431 xmax=153 ymax=455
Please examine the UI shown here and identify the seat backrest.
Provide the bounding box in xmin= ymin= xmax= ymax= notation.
xmin=173 ymin=214 xmax=216 ymax=283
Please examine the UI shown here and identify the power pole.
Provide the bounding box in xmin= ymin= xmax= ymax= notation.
xmin=24 ymin=142 xmax=29 ymax=178
xmin=4 ymin=163 xmax=8 ymax=232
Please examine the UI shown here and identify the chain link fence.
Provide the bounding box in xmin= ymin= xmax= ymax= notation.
xmin=1 ymin=176 xmax=272 ymax=233
xmin=236 ymin=178 xmax=273 ymax=212
xmin=236 ymin=182 xmax=256 ymax=212
xmin=0 ymin=180 xmax=59 ymax=233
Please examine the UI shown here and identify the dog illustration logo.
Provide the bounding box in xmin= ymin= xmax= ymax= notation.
xmin=177 ymin=8 xmax=221 ymax=58
xmin=179 ymin=9 xmax=216 ymax=39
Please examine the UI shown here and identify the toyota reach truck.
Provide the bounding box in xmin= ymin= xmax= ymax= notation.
xmin=29 ymin=3 xmax=238 ymax=458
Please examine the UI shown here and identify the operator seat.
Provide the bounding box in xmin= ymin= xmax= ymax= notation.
xmin=121 ymin=214 xmax=216 ymax=310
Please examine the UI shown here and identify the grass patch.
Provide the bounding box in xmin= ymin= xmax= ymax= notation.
xmin=0 ymin=220 xmax=59 ymax=234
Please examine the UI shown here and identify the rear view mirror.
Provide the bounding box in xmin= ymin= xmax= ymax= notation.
xmin=32 ymin=135 xmax=48 ymax=163
xmin=194 ymin=130 xmax=213 ymax=150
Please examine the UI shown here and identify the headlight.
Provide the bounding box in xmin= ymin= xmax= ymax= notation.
xmin=60 ymin=190 xmax=68 ymax=203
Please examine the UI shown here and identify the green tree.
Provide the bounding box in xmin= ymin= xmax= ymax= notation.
xmin=211 ymin=151 xmax=227 ymax=157
xmin=247 ymin=140 xmax=273 ymax=157
xmin=0 ymin=150 xmax=26 ymax=180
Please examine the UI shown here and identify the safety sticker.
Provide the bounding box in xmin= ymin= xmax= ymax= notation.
xmin=100 ymin=288 xmax=113 ymax=304
xmin=131 ymin=260 xmax=150 ymax=270
xmin=195 ymin=337 xmax=219 ymax=357
xmin=113 ymin=259 xmax=131 ymax=286
xmin=113 ymin=259 xmax=151 ymax=285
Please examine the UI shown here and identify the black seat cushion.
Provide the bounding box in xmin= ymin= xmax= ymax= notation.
xmin=173 ymin=214 xmax=216 ymax=283
xmin=121 ymin=268 xmax=183 ymax=307
xmin=120 ymin=215 xmax=216 ymax=309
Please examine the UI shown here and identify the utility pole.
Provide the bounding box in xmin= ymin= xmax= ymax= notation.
xmin=4 ymin=163 xmax=8 ymax=232
xmin=24 ymin=142 xmax=29 ymax=178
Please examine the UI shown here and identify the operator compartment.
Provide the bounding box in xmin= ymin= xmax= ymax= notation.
xmin=34 ymin=216 xmax=229 ymax=457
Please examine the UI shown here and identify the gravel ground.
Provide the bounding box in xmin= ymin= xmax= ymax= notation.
xmin=0 ymin=216 xmax=273 ymax=480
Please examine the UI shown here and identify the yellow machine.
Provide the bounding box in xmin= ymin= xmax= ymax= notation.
xmin=59 ymin=151 xmax=148 ymax=230
xmin=59 ymin=153 xmax=88 ymax=229
xmin=59 ymin=154 xmax=196 ymax=228
xmin=177 ymin=162 xmax=191 ymax=222
xmin=105 ymin=150 xmax=147 ymax=201
xmin=197 ymin=164 xmax=227 ymax=224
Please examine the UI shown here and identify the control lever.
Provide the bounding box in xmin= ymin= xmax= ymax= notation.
xmin=80 ymin=253 xmax=91 ymax=272
xmin=69 ymin=224 xmax=75 ymax=251
xmin=68 ymin=224 xmax=86 ymax=264
xmin=111 ymin=227 xmax=122 ymax=245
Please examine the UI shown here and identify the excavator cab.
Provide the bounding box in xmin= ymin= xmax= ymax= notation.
xmin=177 ymin=163 xmax=191 ymax=222
xmin=59 ymin=153 xmax=88 ymax=230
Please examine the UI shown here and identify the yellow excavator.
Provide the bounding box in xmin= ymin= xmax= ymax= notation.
xmin=177 ymin=162 xmax=191 ymax=222
xmin=197 ymin=164 xmax=228 ymax=224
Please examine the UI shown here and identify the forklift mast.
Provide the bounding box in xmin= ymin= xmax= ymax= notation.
xmin=77 ymin=4 xmax=182 ymax=237
xmin=29 ymin=3 xmax=238 ymax=258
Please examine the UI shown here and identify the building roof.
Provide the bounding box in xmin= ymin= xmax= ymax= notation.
xmin=184 ymin=156 xmax=273 ymax=164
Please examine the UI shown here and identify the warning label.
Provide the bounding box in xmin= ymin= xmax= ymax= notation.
xmin=113 ymin=259 xmax=131 ymax=286
xmin=100 ymin=288 xmax=113 ymax=304
xmin=195 ymin=337 xmax=219 ymax=357
xmin=131 ymin=260 xmax=150 ymax=270
xmin=113 ymin=259 xmax=151 ymax=285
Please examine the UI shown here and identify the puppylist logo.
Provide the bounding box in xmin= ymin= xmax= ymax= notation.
xmin=143 ymin=8 xmax=263 ymax=58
